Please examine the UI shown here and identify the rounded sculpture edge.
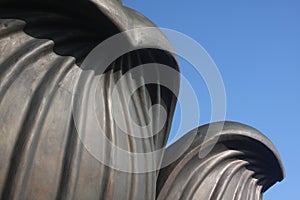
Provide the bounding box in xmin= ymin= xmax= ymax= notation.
xmin=157 ymin=121 xmax=285 ymax=199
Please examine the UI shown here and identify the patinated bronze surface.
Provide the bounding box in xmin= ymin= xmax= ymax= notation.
xmin=0 ymin=0 xmax=284 ymax=199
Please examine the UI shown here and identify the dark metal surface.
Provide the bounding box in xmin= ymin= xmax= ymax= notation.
xmin=0 ymin=1 xmax=178 ymax=199
xmin=0 ymin=0 xmax=284 ymax=199
xmin=157 ymin=122 xmax=284 ymax=200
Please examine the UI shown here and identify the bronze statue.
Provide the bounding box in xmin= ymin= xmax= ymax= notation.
xmin=0 ymin=0 xmax=284 ymax=199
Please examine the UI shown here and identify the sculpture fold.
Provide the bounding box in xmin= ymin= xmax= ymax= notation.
xmin=0 ymin=0 xmax=284 ymax=199
xmin=157 ymin=122 xmax=284 ymax=200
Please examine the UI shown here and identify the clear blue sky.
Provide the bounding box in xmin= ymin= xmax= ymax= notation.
xmin=124 ymin=0 xmax=299 ymax=199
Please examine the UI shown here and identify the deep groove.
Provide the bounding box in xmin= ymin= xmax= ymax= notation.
xmin=209 ymin=160 xmax=247 ymax=200
xmin=181 ymin=151 xmax=242 ymax=200
xmin=122 ymin=54 xmax=137 ymax=199
xmin=55 ymin=117 xmax=78 ymax=200
xmin=69 ymin=69 xmax=95 ymax=200
xmin=99 ymin=67 xmax=113 ymax=199
xmin=104 ymin=68 xmax=116 ymax=200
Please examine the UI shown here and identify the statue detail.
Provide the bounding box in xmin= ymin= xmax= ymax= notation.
xmin=0 ymin=0 xmax=284 ymax=199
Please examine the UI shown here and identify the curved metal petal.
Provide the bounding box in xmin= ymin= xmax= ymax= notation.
xmin=157 ymin=121 xmax=285 ymax=200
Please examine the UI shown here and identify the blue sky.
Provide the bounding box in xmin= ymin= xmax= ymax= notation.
xmin=124 ymin=0 xmax=299 ymax=199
